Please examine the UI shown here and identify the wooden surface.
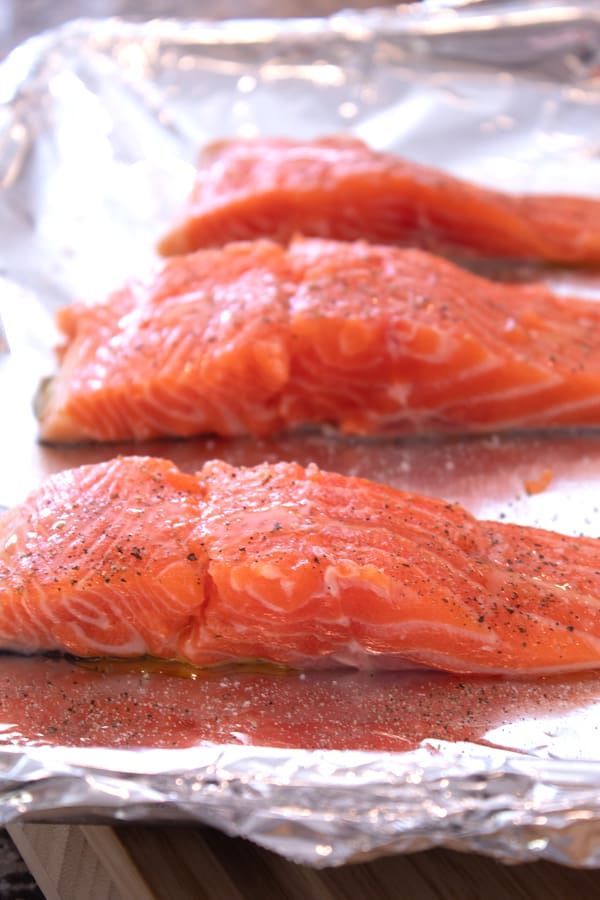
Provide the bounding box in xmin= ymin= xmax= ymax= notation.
xmin=8 ymin=823 xmax=600 ymax=900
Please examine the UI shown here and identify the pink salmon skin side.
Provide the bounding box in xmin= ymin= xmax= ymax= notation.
xmin=158 ymin=135 xmax=600 ymax=264
xmin=37 ymin=237 xmax=600 ymax=444
xmin=0 ymin=456 xmax=599 ymax=676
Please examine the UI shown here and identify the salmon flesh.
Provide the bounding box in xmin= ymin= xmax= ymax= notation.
xmin=0 ymin=456 xmax=598 ymax=676
xmin=38 ymin=237 xmax=600 ymax=443
xmin=158 ymin=136 xmax=600 ymax=264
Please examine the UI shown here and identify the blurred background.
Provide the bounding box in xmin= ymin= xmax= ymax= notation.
xmin=0 ymin=0 xmax=406 ymax=56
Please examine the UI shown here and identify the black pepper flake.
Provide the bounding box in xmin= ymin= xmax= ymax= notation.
xmin=131 ymin=547 xmax=142 ymax=560
xmin=187 ymin=552 xmax=197 ymax=562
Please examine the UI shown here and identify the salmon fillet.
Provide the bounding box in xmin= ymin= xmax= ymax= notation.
xmin=158 ymin=136 xmax=600 ymax=264
xmin=38 ymin=237 xmax=600 ymax=444
xmin=0 ymin=455 xmax=598 ymax=676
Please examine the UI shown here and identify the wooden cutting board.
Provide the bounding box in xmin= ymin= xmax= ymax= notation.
xmin=8 ymin=823 xmax=600 ymax=900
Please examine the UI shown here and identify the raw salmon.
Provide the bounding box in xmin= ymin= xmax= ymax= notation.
xmin=0 ymin=455 xmax=599 ymax=675
xmin=38 ymin=237 xmax=600 ymax=444
xmin=158 ymin=136 xmax=600 ymax=264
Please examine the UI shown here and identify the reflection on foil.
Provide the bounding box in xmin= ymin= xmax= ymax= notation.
xmin=1 ymin=0 xmax=600 ymax=869
xmin=2 ymin=657 xmax=600 ymax=757
xmin=483 ymin=704 xmax=600 ymax=760
xmin=2 ymin=655 xmax=600 ymax=866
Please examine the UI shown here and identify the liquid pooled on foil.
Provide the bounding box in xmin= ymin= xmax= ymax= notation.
xmin=1 ymin=655 xmax=599 ymax=758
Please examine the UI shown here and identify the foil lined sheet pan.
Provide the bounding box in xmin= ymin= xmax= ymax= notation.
xmin=1 ymin=0 xmax=600 ymax=868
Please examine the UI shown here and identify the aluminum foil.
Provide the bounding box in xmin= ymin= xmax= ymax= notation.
xmin=1 ymin=0 xmax=600 ymax=868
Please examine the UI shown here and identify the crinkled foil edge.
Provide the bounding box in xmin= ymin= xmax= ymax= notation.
xmin=3 ymin=740 xmax=600 ymax=866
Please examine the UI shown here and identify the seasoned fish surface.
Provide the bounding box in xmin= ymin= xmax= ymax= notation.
xmin=0 ymin=456 xmax=599 ymax=676
xmin=38 ymin=238 xmax=600 ymax=443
